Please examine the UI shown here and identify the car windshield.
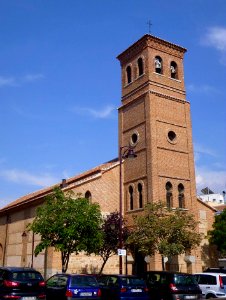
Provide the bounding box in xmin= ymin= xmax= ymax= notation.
xmin=121 ymin=277 xmax=145 ymax=286
xmin=70 ymin=276 xmax=98 ymax=287
xmin=12 ymin=272 xmax=43 ymax=281
xmin=174 ymin=275 xmax=197 ymax=285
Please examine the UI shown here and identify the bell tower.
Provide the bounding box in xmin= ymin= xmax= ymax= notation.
xmin=117 ymin=34 xmax=198 ymax=270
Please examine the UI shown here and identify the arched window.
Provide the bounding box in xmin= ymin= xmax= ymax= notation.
xmin=126 ymin=65 xmax=132 ymax=84
xmin=85 ymin=190 xmax=92 ymax=202
xmin=155 ymin=56 xmax=163 ymax=74
xmin=138 ymin=183 xmax=143 ymax=208
xmin=170 ymin=61 xmax=178 ymax=79
xmin=129 ymin=185 xmax=134 ymax=210
xmin=178 ymin=183 xmax=185 ymax=208
xmin=165 ymin=181 xmax=173 ymax=209
xmin=137 ymin=57 xmax=144 ymax=76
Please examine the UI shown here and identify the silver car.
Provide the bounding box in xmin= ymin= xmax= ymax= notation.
xmin=194 ymin=272 xmax=226 ymax=298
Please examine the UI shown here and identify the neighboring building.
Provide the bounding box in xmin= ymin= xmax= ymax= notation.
xmin=0 ymin=34 xmax=217 ymax=278
xmin=198 ymin=193 xmax=225 ymax=207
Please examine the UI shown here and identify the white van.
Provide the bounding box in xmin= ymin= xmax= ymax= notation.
xmin=194 ymin=272 xmax=226 ymax=298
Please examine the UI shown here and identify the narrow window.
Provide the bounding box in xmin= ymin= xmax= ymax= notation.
xmin=138 ymin=183 xmax=143 ymax=208
xmin=126 ymin=65 xmax=132 ymax=84
xmin=85 ymin=190 xmax=92 ymax=202
xmin=170 ymin=61 xmax=178 ymax=79
xmin=155 ymin=56 xmax=163 ymax=74
xmin=178 ymin=184 xmax=185 ymax=208
xmin=129 ymin=185 xmax=134 ymax=210
xmin=137 ymin=57 xmax=144 ymax=76
xmin=166 ymin=181 xmax=173 ymax=209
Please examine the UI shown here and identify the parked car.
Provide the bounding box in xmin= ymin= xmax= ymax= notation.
xmin=204 ymin=267 xmax=226 ymax=274
xmin=194 ymin=272 xmax=226 ymax=298
xmin=46 ymin=273 xmax=101 ymax=300
xmin=96 ymin=274 xmax=149 ymax=300
xmin=143 ymin=271 xmax=202 ymax=300
xmin=0 ymin=266 xmax=46 ymax=299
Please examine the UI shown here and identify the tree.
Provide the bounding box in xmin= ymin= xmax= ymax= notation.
xmin=208 ymin=209 xmax=226 ymax=257
xmin=27 ymin=187 xmax=103 ymax=273
xmin=97 ymin=211 xmax=129 ymax=274
xmin=126 ymin=202 xmax=202 ymax=270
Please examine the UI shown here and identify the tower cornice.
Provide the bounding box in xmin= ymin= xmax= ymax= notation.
xmin=117 ymin=34 xmax=187 ymax=64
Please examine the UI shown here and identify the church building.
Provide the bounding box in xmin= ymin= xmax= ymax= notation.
xmin=0 ymin=34 xmax=217 ymax=278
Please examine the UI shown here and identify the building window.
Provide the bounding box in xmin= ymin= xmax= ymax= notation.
xmin=85 ymin=190 xmax=92 ymax=202
xmin=130 ymin=131 xmax=139 ymax=146
xmin=168 ymin=130 xmax=177 ymax=143
xmin=178 ymin=183 xmax=185 ymax=208
xmin=155 ymin=56 xmax=163 ymax=74
xmin=166 ymin=181 xmax=173 ymax=209
xmin=170 ymin=61 xmax=178 ymax=79
xmin=129 ymin=185 xmax=134 ymax=210
xmin=138 ymin=183 xmax=143 ymax=208
xmin=137 ymin=57 xmax=144 ymax=76
xmin=126 ymin=65 xmax=132 ymax=84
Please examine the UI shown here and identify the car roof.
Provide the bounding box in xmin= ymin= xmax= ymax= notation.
xmin=145 ymin=271 xmax=193 ymax=276
xmin=51 ymin=273 xmax=97 ymax=277
xmin=195 ymin=272 xmax=226 ymax=276
xmin=0 ymin=267 xmax=38 ymax=272
xmin=98 ymin=274 xmax=142 ymax=278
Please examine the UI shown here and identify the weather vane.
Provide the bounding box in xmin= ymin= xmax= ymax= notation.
xmin=147 ymin=20 xmax=152 ymax=34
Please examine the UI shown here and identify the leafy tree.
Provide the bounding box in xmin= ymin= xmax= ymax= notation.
xmin=97 ymin=211 xmax=129 ymax=274
xmin=208 ymin=209 xmax=226 ymax=257
xmin=27 ymin=187 xmax=103 ymax=273
xmin=126 ymin=202 xmax=202 ymax=270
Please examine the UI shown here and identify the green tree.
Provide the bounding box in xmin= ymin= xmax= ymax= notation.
xmin=126 ymin=202 xmax=202 ymax=270
xmin=27 ymin=187 xmax=103 ymax=273
xmin=208 ymin=209 xmax=226 ymax=257
xmin=97 ymin=211 xmax=129 ymax=274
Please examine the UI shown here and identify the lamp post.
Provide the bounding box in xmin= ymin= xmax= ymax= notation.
xmin=119 ymin=145 xmax=137 ymax=274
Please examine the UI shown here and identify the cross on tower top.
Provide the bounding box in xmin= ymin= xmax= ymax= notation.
xmin=147 ymin=20 xmax=152 ymax=34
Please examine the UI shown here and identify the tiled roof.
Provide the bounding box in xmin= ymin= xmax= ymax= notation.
xmin=213 ymin=204 xmax=226 ymax=212
xmin=0 ymin=158 xmax=119 ymax=214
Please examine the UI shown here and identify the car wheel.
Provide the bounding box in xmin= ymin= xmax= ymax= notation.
xmin=206 ymin=294 xmax=216 ymax=299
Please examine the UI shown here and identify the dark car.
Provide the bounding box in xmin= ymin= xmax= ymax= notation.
xmin=204 ymin=267 xmax=226 ymax=274
xmin=46 ymin=273 xmax=101 ymax=300
xmin=143 ymin=271 xmax=202 ymax=300
xmin=96 ymin=274 xmax=149 ymax=300
xmin=0 ymin=266 xmax=46 ymax=300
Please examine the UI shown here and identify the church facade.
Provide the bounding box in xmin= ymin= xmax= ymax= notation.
xmin=0 ymin=34 xmax=217 ymax=278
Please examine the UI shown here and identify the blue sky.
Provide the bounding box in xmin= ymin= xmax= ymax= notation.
xmin=0 ymin=0 xmax=226 ymax=208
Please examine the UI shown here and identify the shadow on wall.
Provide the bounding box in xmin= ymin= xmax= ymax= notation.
xmin=201 ymin=243 xmax=219 ymax=269
xmin=81 ymin=264 xmax=99 ymax=274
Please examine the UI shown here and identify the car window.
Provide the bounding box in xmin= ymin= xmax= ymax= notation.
xmin=0 ymin=270 xmax=6 ymax=280
xmin=58 ymin=276 xmax=68 ymax=287
xmin=146 ymin=273 xmax=161 ymax=285
xmin=46 ymin=275 xmax=59 ymax=287
xmin=106 ymin=276 xmax=118 ymax=286
xmin=97 ymin=276 xmax=108 ymax=285
xmin=196 ymin=275 xmax=216 ymax=285
xmin=121 ymin=277 xmax=145 ymax=286
xmin=222 ymin=276 xmax=226 ymax=285
xmin=174 ymin=275 xmax=197 ymax=285
xmin=70 ymin=276 xmax=98 ymax=287
xmin=12 ymin=272 xmax=43 ymax=281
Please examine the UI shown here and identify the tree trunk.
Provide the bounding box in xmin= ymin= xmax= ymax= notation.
xmin=161 ymin=256 xmax=165 ymax=271
xmin=99 ymin=258 xmax=108 ymax=275
xmin=61 ymin=251 xmax=69 ymax=273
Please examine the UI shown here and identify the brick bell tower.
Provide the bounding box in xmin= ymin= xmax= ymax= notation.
xmin=117 ymin=34 xmax=198 ymax=273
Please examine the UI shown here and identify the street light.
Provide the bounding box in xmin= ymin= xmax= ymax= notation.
xmin=119 ymin=145 xmax=137 ymax=274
